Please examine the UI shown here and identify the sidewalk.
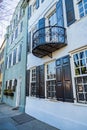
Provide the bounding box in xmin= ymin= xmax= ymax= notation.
xmin=0 ymin=103 xmax=59 ymax=130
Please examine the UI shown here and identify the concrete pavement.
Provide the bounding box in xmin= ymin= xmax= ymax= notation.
xmin=0 ymin=103 xmax=59 ymax=130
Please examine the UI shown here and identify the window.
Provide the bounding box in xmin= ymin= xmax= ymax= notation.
xmin=9 ymin=80 xmax=12 ymax=89
xmin=15 ymin=28 xmax=18 ymax=39
xmin=13 ymin=48 xmax=17 ymax=65
xmin=9 ymin=53 xmax=12 ymax=68
xmin=27 ymin=32 xmax=31 ymax=52
xmin=36 ymin=0 xmax=39 ymax=9
xmin=28 ymin=5 xmax=32 ymax=19
xmin=78 ymin=0 xmax=87 ymax=18
xmin=5 ymin=57 xmax=8 ymax=69
xmin=73 ymin=49 xmax=87 ymax=103
xmin=33 ymin=1 xmax=36 ymax=12
xmin=73 ymin=50 xmax=87 ymax=75
xmin=30 ymin=68 xmax=36 ymax=96
xmin=20 ymin=21 xmax=23 ymax=32
xmin=48 ymin=11 xmax=57 ymax=42
xmin=41 ymin=0 xmax=44 ymax=3
xmin=14 ymin=19 xmax=16 ymax=27
xmin=46 ymin=61 xmax=56 ymax=99
xmin=11 ymin=33 xmax=14 ymax=43
xmin=18 ymin=44 xmax=22 ymax=62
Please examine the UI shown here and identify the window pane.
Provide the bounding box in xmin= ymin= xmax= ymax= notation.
xmin=74 ymin=60 xmax=79 ymax=68
xmin=85 ymin=50 xmax=87 ymax=57
xmin=84 ymin=85 xmax=87 ymax=92
xmin=73 ymin=54 xmax=79 ymax=61
xmin=83 ymin=76 xmax=87 ymax=83
xmin=79 ymin=52 xmax=85 ymax=59
xmin=77 ymin=77 xmax=82 ymax=84
xmin=80 ymin=59 xmax=86 ymax=66
xmin=75 ymin=68 xmax=80 ymax=75
xmin=81 ymin=67 xmax=86 ymax=74
xmin=78 ymin=93 xmax=84 ymax=101
xmin=78 ymin=85 xmax=83 ymax=92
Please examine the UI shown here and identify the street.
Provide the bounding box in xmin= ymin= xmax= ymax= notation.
xmin=0 ymin=103 xmax=59 ymax=130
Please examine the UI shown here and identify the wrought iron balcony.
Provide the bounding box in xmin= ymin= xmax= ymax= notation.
xmin=32 ymin=26 xmax=67 ymax=58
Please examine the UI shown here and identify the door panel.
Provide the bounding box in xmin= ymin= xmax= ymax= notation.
xmin=56 ymin=55 xmax=73 ymax=102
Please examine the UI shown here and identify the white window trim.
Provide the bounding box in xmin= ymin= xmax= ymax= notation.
xmin=70 ymin=48 xmax=87 ymax=104
xmin=30 ymin=67 xmax=36 ymax=96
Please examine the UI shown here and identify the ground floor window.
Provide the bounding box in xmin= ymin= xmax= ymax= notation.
xmin=30 ymin=68 xmax=36 ymax=96
xmin=73 ymin=49 xmax=87 ymax=103
xmin=46 ymin=61 xmax=56 ymax=99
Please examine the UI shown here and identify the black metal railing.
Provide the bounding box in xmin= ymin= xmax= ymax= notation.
xmin=32 ymin=26 xmax=66 ymax=49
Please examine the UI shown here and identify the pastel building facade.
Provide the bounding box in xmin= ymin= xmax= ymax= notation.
xmin=25 ymin=0 xmax=87 ymax=130
xmin=0 ymin=40 xmax=5 ymax=97
xmin=2 ymin=0 xmax=28 ymax=112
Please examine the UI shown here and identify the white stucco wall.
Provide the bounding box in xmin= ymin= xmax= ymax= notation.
xmin=25 ymin=97 xmax=87 ymax=130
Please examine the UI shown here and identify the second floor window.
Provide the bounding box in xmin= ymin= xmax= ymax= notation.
xmin=9 ymin=53 xmax=12 ymax=68
xmin=13 ymin=49 xmax=17 ymax=65
xmin=78 ymin=0 xmax=87 ymax=18
xmin=20 ymin=21 xmax=23 ymax=32
xmin=15 ymin=28 xmax=18 ymax=39
xmin=18 ymin=44 xmax=22 ymax=62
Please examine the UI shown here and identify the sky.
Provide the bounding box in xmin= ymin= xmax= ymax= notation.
xmin=0 ymin=0 xmax=20 ymax=47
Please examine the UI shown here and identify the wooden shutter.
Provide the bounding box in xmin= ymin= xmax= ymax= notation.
xmin=39 ymin=65 xmax=45 ymax=98
xmin=36 ymin=0 xmax=39 ymax=9
xmin=56 ymin=55 xmax=73 ymax=102
xmin=65 ymin=0 xmax=75 ymax=26
xmin=62 ymin=56 xmax=73 ymax=102
xmin=56 ymin=58 xmax=64 ymax=101
xmin=38 ymin=18 xmax=45 ymax=44
xmin=36 ymin=65 xmax=45 ymax=98
xmin=56 ymin=0 xmax=64 ymax=27
xmin=26 ymin=70 xmax=30 ymax=96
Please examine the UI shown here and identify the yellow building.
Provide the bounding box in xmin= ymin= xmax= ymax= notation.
xmin=0 ymin=40 xmax=5 ymax=97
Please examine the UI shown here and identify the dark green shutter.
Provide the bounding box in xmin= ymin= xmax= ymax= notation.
xmin=26 ymin=70 xmax=30 ymax=96
xmin=38 ymin=18 xmax=45 ymax=44
xmin=65 ymin=0 xmax=75 ymax=26
xmin=36 ymin=0 xmax=39 ymax=9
